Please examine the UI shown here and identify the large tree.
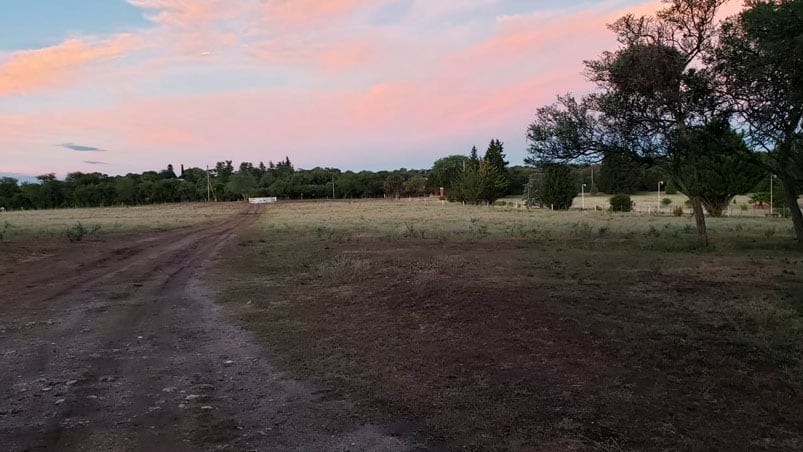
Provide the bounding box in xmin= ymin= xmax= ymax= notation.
xmin=529 ymin=0 xmax=729 ymax=245
xmin=667 ymin=117 xmax=763 ymax=216
xmin=384 ymin=174 xmax=404 ymax=199
xmin=430 ymin=155 xmax=469 ymax=194
xmin=597 ymin=152 xmax=644 ymax=194
xmin=226 ymin=172 xmax=258 ymax=200
xmin=714 ymin=0 xmax=803 ymax=246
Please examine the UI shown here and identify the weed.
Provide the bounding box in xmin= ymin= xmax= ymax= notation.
xmin=315 ymin=226 xmax=335 ymax=240
xmin=402 ymin=222 xmax=425 ymax=239
xmin=0 ymin=221 xmax=11 ymax=241
xmin=66 ymin=222 xmax=101 ymax=242
xmin=646 ymin=225 xmax=660 ymax=237
xmin=570 ymin=222 xmax=594 ymax=238
xmin=468 ymin=218 xmax=489 ymax=238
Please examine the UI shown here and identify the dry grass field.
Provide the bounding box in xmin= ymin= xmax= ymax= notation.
xmin=508 ymin=193 xmax=783 ymax=217
xmin=214 ymin=199 xmax=802 ymax=450
xmin=0 ymin=202 xmax=244 ymax=238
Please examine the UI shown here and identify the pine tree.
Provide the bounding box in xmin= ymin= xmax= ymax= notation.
xmin=468 ymin=146 xmax=480 ymax=169
xmin=483 ymin=139 xmax=509 ymax=177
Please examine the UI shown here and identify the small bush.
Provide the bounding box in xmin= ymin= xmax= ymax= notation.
xmin=468 ymin=218 xmax=489 ymax=238
xmin=0 ymin=221 xmax=11 ymax=241
xmin=402 ymin=222 xmax=425 ymax=239
xmin=672 ymin=206 xmax=684 ymax=217
xmin=661 ymin=197 xmax=673 ymax=207
xmin=0 ymin=221 xmax=14 ymax=240
xmin=609 ymin=194 xmax=633 ymax=212
xmin=66 ymin=222 xmax=101 ymax=242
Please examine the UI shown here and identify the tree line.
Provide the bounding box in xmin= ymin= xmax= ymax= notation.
xmin=526 ymin=0 xmax=802 ymax=247
xmin=0 ymin=151 xmax=534 ymax=210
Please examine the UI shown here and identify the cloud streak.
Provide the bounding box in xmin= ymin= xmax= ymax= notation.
xmin=61 ymin=143 xmax=108 ymax=152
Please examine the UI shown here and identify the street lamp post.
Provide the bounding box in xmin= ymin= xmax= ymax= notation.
xmin=581 ymin=183 xmax=587 ymax=210
xmin=658 ymin=181 xmax=664 ymax=214
xmin=770 ymin=174 xmax=777 ymax=216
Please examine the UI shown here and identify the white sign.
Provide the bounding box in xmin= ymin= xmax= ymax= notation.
xmin=248 ymin=197 xmax=277 ymax=204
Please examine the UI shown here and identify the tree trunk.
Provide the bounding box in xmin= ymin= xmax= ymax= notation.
xmin=691 ymin=196 xmax=708 ymax=247
xmin=779 ymin=173 xmax=803 ymax=248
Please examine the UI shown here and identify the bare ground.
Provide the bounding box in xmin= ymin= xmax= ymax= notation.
xmin=0 ymin=205 xmax=421 ymax=451
xmin=215 ymin=225 xmax=803 ymax=451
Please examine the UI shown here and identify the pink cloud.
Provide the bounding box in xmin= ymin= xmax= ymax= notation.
xmin=0 ymin=35 xmax=141 ymax=96
xmin=261 ymin=0 xmax=369 ymax=24
xmin=319 ymin=39 xmax=377 ymax=70
xmin=251 ymin=36 xmax=378 ymax=70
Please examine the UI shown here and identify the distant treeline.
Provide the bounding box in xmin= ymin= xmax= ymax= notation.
xmin=0 ymin=156 xmax=540 ymax=210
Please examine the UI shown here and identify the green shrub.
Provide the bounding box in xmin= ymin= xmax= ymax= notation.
xmin=609 ymin=194 xmax=633 ymax=212
xmin=539 ymin=164 xmax=577 ymax=210
xmin=66 ymin=222 xmax=101 ymax=242
xmin=0 ymin=221 xmax=11 ymax=241
xmin=661 ymin=197 xmax=673 ymax=207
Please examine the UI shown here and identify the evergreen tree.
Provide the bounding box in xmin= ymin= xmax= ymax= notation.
xmin=668 ymin=118 xmax=763 ymax=217
xmin=468 ymin=146 xmax=479 ymax=169
xmin=483 ymin=139 xmax=509 ymax=177
xmin=597 ymin=151 xmax=642 ymax=194
xmin=479 ymin=162 xmax=509 ymax=205
xmin=539 ymin=164 xmax=577 ymax=210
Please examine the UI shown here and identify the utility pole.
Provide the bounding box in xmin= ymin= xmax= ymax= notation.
xmin=206 ymin=165 xmax=211 ymax=202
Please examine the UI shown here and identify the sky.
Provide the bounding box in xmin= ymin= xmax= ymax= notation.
xmin=0 ymin=0 xmax=745 ymax=177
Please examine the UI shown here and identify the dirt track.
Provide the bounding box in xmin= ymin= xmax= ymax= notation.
xmin=0 ymin=205 xmax=415 ymax=451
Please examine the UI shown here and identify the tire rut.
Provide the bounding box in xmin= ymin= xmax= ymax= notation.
xmin=0 ymin=204 xmax=421 ymax=452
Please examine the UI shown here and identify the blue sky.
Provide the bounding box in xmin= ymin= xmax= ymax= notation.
xmin=0 ymin=1 xmax=147 ymax=49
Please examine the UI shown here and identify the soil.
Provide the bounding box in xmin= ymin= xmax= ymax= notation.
xmin=216 ymin=229 xmax=803 ymax=451
xmin=0 ymin=205 xmax=419 ymax=451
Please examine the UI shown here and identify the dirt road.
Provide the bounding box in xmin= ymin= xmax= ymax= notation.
xmin=0 ymin=205 xmax=416 ymax=451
